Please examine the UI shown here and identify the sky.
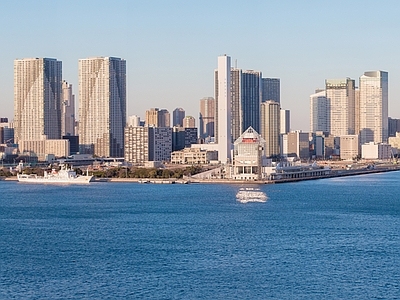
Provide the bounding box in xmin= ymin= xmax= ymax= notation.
xmin=1 ymin=0 xmax=400 ymax=131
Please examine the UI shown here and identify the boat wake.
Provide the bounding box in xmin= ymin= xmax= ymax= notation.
xmin=236 ymin=187 xmax=267 ymax=203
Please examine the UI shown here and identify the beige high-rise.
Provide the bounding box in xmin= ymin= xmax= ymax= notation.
xmin=359 ymin=71 xmax=388 ymax=144
xmin=14 ymin=58 xmax=62 ymax=143
xmin=199 ymin=97 xmax=215 ymax=138
xmin=326 ymin=78 xmax=355 ymax=137
xmin=79 ymin=57 xmax=126 ymax=157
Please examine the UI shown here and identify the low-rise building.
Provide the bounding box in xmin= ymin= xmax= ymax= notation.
xmin=340 ymin=135 xmax=359 ymax=160
xmin=171 ymin=148 xmax=217 ymax=165
xmin=361 ymin=142 xmax=391 ymax=160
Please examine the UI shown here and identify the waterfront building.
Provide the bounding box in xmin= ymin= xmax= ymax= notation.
xmin=61 ymin=81 xmax=75 ymax=136
xmin=310 ymin=89 xmax=330 ymax=133
xmin=19 ymin=139 xmax=69 ymax=161
xmin=14 ymin=58 xmax=62 ymax=144
xmin=340 ymin=135 xmax=359 ymax=160
xmin=326 ymin=78 xmax=355 ymax=137
xmin=173 ymin=108 xmax=185 ymax=127
xmin=215 ymin=55 xmax=232 ymax=163
xmin=361 ymin=142 xmax=391 ymax=160
xmin=231 ymin=127 xmax=267 ymax=180
xmin=359 ymin=71 xmax=388 ymax=144
xmin=171 ymin=148 xmax=218 ymax=165
xmin=280 ymin=109 xmax=290 ymax=134
xmin=199 ymin=97 xmax=215 ymax=139
xmin=79 ymin=57 xmax=126 ymax=157
xmin=262 ymin=78 xmax=280 ymax=103
xmin=183 ymin=116 xmax=196 ymax=129
xmin=260 ymin=101 xmax=280 ymax=158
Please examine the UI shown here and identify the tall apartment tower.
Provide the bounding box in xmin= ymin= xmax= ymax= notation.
xmin=262 ymin=78 xmax=280 ymax=103
xmin=359 ymin=71 xmax=388 ymax=144
xmin=260 ymin=101 xmax=280 ymax=158
xmin=280 ymin=109 xmax=290 ymax=134
xmin=199 ymin=97 xmax=215 ymax=139
xmin=173 ymin=108 xmax=185 ymax=127
xmin=215 ymin=55 xmax=232 ymax=163
xmin=61 ymin=81 xmax=75 ymax=136
xmin=326 ymin=78 xmax=355 ymax=137
xmin=230 ymin=69 xmax=262 ymax=141
xmin=14 ymin=58 xmax=62 ymax=143
xmin=310 ymin=89 xmax=330 ymax=133
xmin=79 ymin=57 xmax=126 ymax=157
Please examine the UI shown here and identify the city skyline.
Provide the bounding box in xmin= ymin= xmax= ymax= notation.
xmin=1 ymin=1 xmax=400 ymax=130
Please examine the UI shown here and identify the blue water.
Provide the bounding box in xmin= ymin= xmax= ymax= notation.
xmin=1 ymin=172 xmax=400 ymax=299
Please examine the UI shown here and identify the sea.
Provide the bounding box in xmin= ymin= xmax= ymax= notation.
xmin=1 ymin=172 xmax=400 ymax=299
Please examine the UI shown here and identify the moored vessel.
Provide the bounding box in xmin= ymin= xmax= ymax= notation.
xmin=17 ymin=165 xmax=93 ymax=184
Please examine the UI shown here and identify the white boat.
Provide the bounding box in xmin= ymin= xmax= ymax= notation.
xmin=236 ymin=187 xmax=267 ymax=203
xmin=17 ymin=165 xmax=93 ymax=184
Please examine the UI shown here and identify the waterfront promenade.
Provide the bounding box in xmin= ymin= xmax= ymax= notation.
xmin=3 ymin=162 xmax=400 ymax=184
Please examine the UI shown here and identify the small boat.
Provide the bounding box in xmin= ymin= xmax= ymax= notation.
xmin=17 ymin=164 xmax=93 ymax=184
xmin=236 ymin=187 xmax=267 ymax=203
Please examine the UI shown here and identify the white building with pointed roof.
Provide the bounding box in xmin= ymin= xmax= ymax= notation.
xmin=230 ymin=127 xmax=267 ymax=180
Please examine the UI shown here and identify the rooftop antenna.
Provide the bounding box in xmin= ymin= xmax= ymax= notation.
xmin=235 ymin=59 xmax=237 ymax=69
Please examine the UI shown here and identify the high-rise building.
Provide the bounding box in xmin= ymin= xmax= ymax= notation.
xmin=61 ymin=81 xmax=75 ymax=136
xmin=159 ymin=109 xmax=170 ymax=127
xmin=359 ymin=71 xmax=388 ymax=144
xmin=173 ymin=108 xmax=185 ymax=127
xmin=310 ymin=89 xmax=329 ymax=133
xmin=79 ymin=57 xmax=126 ymax=157
xmin=14 ymin=58 xmax=62 ymax=144
xmin=262 ymin=78 xmax=280 ymax=103
xmin=199 ymin=97 xmax=215 ymax=139
xmin=124 ymin=126 xmax=172 ymax=163
xmin=326 ymin=78 xmax=355 ymax=137
xmin=280 ymin=109 xmax=290 ymax=134
xmin=215 ymin=55 xmax=232 ymax=163
xmin=230 ymin=69 xmax=262 ymax=141
xmin=183 ymin=116 xmax=196 ymax=128
xmin=145 ymin=108 xmax=170 ymax=127
xmin=355 ymin=88 xmax=360 ymax=136
xmin=260 ymin=101 xmax=280 ymax=158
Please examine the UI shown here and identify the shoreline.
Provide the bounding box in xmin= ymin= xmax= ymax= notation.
xmin=3 ymin=165 xmax=399 ymax=184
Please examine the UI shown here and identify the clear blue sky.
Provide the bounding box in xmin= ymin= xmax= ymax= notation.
xmin=1 ymin=0 xmax=399 ymax=130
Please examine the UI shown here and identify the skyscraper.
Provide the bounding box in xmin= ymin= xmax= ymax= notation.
xmin=199 ymin=97 xmax=215 ymax=139
xmin=260 ymin=101 xmax=280 ymax=158
xmin=310 ymin=89 xmax=329 ymax=133
xmin=79 ymin=57 xmax=126 ymax=157
xmin=262 ymin=78 xmax=280 ymax=103
xmin=215 ymin=55 xmax=232 ymax=163
xmin=14 ymin=58 xmax=62 ymax=143
xmin=61 ymin=81 xmax=75 ymax=136
xmin=173 ymin=108 xmax=185 ymax=127
xmin=326 ymin=78 xmax=355 ymax=137
xmin=359 ymin=71 xmax=388 ymax=144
